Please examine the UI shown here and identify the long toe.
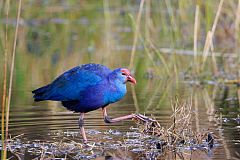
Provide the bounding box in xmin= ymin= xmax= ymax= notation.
xmin=134 ymin=114 xmax=157 ymax=123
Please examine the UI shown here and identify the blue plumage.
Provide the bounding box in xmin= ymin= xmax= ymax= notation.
xmin=32 ymin=63 xmax=135 ymax=113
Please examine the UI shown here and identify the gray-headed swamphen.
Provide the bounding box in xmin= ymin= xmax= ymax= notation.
xmin=32 ymin=63 xmax=145 ymax=142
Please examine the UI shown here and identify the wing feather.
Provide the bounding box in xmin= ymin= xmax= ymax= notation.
xmin=33 ymin=64 xmax=112 ymax=101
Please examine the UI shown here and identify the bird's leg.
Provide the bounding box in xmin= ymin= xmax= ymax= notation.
xmin=102 ymin=107 xmax=157 ymax=123
xmin=78 ymin=113 xmax=87 ymax=143
xmin=102 ymin=107 xmax=137 ymax=123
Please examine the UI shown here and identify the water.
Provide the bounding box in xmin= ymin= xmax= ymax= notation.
xmin=2 ymin=81 xmax=239 ymax=159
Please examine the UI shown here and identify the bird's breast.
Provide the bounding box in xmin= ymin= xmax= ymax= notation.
xmin=105 ymin=83 xmax=127 ymax=104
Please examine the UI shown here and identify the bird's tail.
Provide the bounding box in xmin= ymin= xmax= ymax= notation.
xmin=32 ymin=85 xmax=51 ymax=102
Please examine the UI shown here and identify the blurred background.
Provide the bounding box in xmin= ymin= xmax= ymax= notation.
xmin=0 ymin=0 xmax=239 ymax=159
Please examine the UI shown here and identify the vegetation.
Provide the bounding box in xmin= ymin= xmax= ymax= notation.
xmin=0 ymin=0 xmax=239 ymax=159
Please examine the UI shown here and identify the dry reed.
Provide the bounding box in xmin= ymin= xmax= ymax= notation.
xmin=193 ymin=5 xmax=199 ymax=74
xmin=236 ymin=0 xmax=240 ymax=106
xmin=1 ymin=0 xmax=10 ymax=159
xmin=134 ymin=96 xmax=217 ymax=157
xmin=201 ymin=0 xmax=224 ymax=71
xmin=4 ymin=1 xmax=22 ymax=159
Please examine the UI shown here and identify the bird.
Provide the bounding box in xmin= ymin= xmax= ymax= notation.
xmin=32 ymin=63 xmax=139 ymax=142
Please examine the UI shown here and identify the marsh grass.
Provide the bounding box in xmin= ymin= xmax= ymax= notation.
xmin=201 ymin=0 xmax=224 ymax=73
xmin=193 ymin=5 xmax=200 ymax=74
xmin=134 ymin=97 xmax=217 ymax=158
xmin=129 ymin=0 xmax=145 ymax=70
xmin=0 ymin=1 xmax=240 ymax=158
xmin=1 ymin=0 xmax=22 ymax=159
xmin=128 ymin=0 xmax=145 ymax=113
xmin=128 ymin=0 xmax=238 ymax=100
xmin=0 ymin=1 xmax=239 ymax=99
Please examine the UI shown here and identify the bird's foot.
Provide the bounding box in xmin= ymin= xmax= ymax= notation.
xmin=133 ymin=114 xmax=157 ymax=123
xmin=104 ymin=116 xmax=112 ymax=123
xmin=83 ymin=139 xmax=88 ymax=144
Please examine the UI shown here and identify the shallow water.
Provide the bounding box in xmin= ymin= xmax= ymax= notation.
xmin=1 ymin=80 xmax=239 ymax=159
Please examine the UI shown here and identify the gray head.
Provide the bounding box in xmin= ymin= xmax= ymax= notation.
xmin=109 ymin=68 xmax=137 ymax=84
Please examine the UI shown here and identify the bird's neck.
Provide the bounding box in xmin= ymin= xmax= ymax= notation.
xmin=105 ymin=79 xmax=127 ymax=104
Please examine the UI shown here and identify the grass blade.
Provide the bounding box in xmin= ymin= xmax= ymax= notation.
xmin=129 ymin=0 xmax=145 ymax=69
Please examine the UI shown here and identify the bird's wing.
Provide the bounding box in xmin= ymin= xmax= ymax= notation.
xmin=46 ymin=64 xmax=112 ymax=101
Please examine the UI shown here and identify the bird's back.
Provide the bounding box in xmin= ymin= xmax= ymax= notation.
xmin=32 ymin=63 xmax=112 ymax=102
xmin=76 ymin=63 xmax=112 ymax=78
